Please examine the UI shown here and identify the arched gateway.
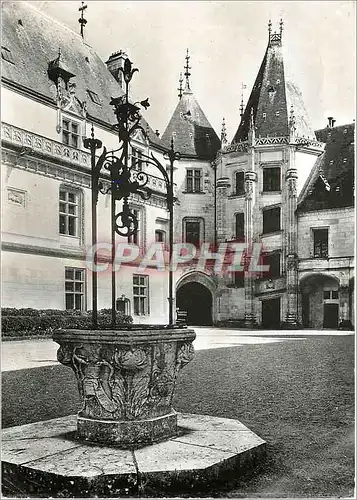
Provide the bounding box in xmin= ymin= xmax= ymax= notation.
xmin=176 ymin=272 xmax=216 ymax=326
xmin=300 ymin=273 xmax=340 ymax=329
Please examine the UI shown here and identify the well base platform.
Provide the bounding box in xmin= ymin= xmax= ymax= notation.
xmin=2 ymin=413 xmax=266 ymax=497
xmin=77 ymin=411 xmax=177 ymax=447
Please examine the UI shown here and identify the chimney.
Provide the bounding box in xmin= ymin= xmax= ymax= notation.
xmin=327 ymin=116 xmax=335 ymax=128
xmin=105 ymin=49 xmax=128 ymax=89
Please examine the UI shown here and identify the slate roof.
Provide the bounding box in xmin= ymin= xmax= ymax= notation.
xmin=298 ymin=123 xmax=355 ymax=211
xmin=161 ymin=85 xmax=220 ymax=160
xmin=1 ymin=1 xmax=164 ymax=149
xmin=232 ymin=31 xmax=315 ymax=143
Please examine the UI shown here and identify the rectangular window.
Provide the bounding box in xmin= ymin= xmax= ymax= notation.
xmin=59 ymin=189 xmax=79 ymax=236
xmin=185 ymin=221 xmax=200 ymax=247
xmin=263 ymin=206 xmax=281 ymax=234
xmin=62 ymin=118 xmax=79 ymax=148
xmin=235 ymin=213 xmax=245 ymax=240
xmin=263 ymin=167 xmax=281 ymax=192
xmin=235 ymin=172 xmax=245 ymax=196
xmin=65 ymin=267 xmax=85 ymax=310
xmin=186 ymin=169 xmax=202 ymax=193
xmin=263 ymin=253 xmax=280 ymax=278
xmin=128 ymin=209 xmax=140 ymax=245
xmin=131 ymin=148 xmax=143 ymax=171
xmin=133 ymin=274 xmax=149 ymax=315
xmin=313 ymin=228 xmax=328 ymax=258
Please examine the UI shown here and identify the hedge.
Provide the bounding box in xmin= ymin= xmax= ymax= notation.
xmin=2 ymin=308 xmax=133 ymax=338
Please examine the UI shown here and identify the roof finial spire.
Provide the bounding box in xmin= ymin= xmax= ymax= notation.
xmin=184 ymin=48 xmax=191 ymax=90
xmin=268 ymin=19 xmax=272 ymax=39
xmin=178 ymin=72 xmax=183 ymax=99
xmin=279 ymin=18 xmax=284 ymax=37
xmin=289 ymin=105 xmax=296 ymax=140
xmin=221 ymin=117 xmax=227 ymax=146
xmin=78 ymin=1 xmax=87 ymax=39
xmin=248 ymin=107 xmax=255 ymax=143
xmin=240 ymin=83 xmax=246 ymax=117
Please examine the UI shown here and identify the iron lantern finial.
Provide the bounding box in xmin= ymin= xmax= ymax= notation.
xmin=184 ymin=48 xmax=191 ymax=90
xmin=78 ymin=1 xmax=88 ymax=39
xmin=178 ymin=72 xmax=184 ymax=99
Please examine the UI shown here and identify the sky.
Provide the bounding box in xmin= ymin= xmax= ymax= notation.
xmin=30 ymin=1 xmax=355 ymax=140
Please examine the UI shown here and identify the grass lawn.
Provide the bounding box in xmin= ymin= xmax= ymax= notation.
xmin=2 ymin=335 xmax=355 ymax=497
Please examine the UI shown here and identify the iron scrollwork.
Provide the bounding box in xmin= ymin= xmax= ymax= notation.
xmin=84 ymin=55 xmax=180 ymax=325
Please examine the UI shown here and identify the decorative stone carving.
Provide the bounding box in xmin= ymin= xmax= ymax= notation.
xmin=7 ymin=187 xmax=26 ymax=207
xmin=288 ymin=178 xmax=297 ymax=197
xmin=244 ymin=171 xmax=257 ymax=201
xmin=255 ymin=136 xmax=289 ymax=146
xmin=223 ymin=141 xmax=249 ymax=153
xmin=54 ymin=328 xmax=195 ymax=447
xmin=286 ymin=253 xmax=298 ymax=270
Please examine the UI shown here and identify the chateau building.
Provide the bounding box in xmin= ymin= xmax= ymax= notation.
xmin=1 ymin=2 xmax=354 ymax=329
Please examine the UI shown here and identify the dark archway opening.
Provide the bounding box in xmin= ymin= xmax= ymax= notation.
xmin=176 ymin=282 xmax=212 ymax=326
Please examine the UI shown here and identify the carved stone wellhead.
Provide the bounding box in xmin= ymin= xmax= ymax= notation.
xmin=54 ymin=327 xmax=195 ymax=447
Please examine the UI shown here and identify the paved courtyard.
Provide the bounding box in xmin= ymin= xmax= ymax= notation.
xmin=1 ymin=328 xmax=354 ymax=497
xmin=1 ymin=327 xmax=352 ymax=372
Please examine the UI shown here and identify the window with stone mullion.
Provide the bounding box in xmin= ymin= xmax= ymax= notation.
xmin=65 ymin=267 xmax=85 ymax=310
xmin=59 ymin=190 xmax=78 ymax=236
xmin=133 ymin=274 xmax=149 ymax=315
xmin=186 ymin=169 xmax=202 ymax=193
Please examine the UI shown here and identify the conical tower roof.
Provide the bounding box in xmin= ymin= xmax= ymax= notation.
xmin=162 ymin=52 xmax=220 ymax=159
xmin=233 ymin=21 xmax=315 ymax=143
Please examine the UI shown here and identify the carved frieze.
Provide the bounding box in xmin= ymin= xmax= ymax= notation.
xmin=56 ymin=335 xmax=195 ymax=422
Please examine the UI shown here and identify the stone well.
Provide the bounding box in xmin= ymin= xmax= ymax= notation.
xmin=53 ymin=326 xmax=195 ymax=447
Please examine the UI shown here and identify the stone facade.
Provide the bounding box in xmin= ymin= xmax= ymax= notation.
xmin=1 ymin=3 xmax=354 ymax=329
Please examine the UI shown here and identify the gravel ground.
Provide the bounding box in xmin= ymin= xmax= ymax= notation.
xmin=2 ymin=335 xmax=354 ymax=497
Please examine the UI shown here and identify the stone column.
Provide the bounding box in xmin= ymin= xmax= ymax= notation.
xmin=339 ymin=285 xmax=353 ymax=329
xmin=244 ymin=170 xmax=257 ymax=327
xmin=216 ymin=171 xmax=231 ymax=244
xmin=284 ymin=165 xmax=299 ymax=327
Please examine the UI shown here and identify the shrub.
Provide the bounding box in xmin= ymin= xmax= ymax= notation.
xmin=1 ymin=308 xmax=133 ymax=338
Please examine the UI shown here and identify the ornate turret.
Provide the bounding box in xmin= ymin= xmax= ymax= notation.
xmin=161 ymin=50 xmax=220 ymax=159
xmin=232 ymin=19 xmax=315 ymax=143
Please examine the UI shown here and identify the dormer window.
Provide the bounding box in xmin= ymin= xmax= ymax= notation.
xmin=262 ymin=112 xmax=267 ymax=120
xmin=275 ymin=111 xmax=280 ymax=117
xmin=87 ymin=89 xmax=101 ymax=105
xmin=1 ymin=46 xmax=14 ymax=64
xmin=329 ymin=160 xmax=334 ymax=165
xmin=343 ymin=158 xmax=347 ymax=163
